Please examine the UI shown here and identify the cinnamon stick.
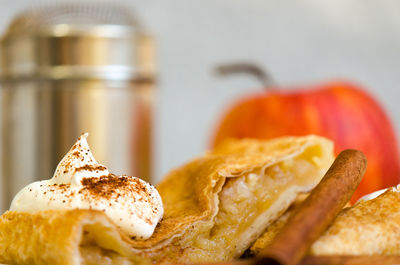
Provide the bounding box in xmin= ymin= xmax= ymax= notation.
xmin=257 ymin=149 xmax=367 ymax=265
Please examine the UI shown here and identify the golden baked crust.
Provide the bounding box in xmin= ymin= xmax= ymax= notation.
xmin=0 ymin=135 xmax=334 ymax=265
xmin=0 ymin=210 xmax=135 ymax=265
xmin=250 ymin=187 xmax=400 ymax=257
xmin=310 ymin=187 xmax=400 ymax=255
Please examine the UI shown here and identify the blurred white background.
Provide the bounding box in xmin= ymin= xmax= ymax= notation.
xmin=0 ymin=0 xmax=399 ymax=183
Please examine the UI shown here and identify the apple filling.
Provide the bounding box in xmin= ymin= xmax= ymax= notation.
xmin=188 ymin=151 xmax=326 ymax=262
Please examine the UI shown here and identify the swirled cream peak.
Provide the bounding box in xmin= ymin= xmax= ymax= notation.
xmin=10 ymin=133 xmax=163 ymax=239
xmin=51 ymin=133 xmax=109 ymax=185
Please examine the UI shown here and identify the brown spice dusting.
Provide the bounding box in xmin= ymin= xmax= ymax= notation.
xmin=79 ymin=174 xmax=159 ymax=224
xmin=80 ymin=174 xmax=151 ymax=201
xmin=76 ymin=164 xmax=107 ymax=172
xmin=56 ymin=184 xmax=71 ymax=193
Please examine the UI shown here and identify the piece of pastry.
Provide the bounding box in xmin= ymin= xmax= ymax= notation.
xmin=0 ymin=135 xmax=334 ymax=265
xmin=310 ymin=186 xmax=400 ymax=255
xmin=250 ymin=186 xmax=400 ymax=257
xmin=248 ymin=193 xmax=309 ymax=256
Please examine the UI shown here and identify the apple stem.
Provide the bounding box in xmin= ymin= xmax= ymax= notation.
xmin=214 ymin=62 xmax=276 ymax=89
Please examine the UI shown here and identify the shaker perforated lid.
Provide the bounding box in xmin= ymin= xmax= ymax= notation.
xmin=0 ymin=3 xmax=155 ymax=80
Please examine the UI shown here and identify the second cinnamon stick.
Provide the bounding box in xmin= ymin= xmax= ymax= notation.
xmin=257 ymin=149 xmax=367 ymax=265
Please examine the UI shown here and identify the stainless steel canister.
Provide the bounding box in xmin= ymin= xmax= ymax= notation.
xmin=0 ymin=4 xmax=156 ymax=211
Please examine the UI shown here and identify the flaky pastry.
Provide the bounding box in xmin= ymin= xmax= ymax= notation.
xmin=0 ymin=135 xmax=334 ymax=265
xmin=251 ymin=186 xmax=400 ymax=257
xmin=311 ymin=186 xmax=400 ymax=255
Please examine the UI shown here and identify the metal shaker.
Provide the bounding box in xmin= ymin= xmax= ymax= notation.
xmin=0 ymin=4 xmax=156 ymax=211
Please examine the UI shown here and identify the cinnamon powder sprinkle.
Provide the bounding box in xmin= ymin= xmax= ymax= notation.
xmin=75 ymin=164 xmax=107 ymax=172
xmin=80 ymin=174 xmax=152 ymax=201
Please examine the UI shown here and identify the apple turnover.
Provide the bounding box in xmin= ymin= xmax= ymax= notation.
xmin=311 ymin=186 xmax=400 ymax=255
xmin=251 ymin=185 xmax=400 ymax=257
xmin=0 ymin=135 xmax=334 ymax=265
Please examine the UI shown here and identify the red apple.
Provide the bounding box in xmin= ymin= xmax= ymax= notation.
xmin=212 ymin=78 xmax=400 ymax=203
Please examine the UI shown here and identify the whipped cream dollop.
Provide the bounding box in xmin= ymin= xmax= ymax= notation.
xmin=10 ymin=133 xmax=163 ymax=239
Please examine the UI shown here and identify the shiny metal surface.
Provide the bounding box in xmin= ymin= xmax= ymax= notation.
xmin=0 ymin=25 xmax=155 ymax=80
xmin=0 ymin=4 xmax=156 ymax=211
